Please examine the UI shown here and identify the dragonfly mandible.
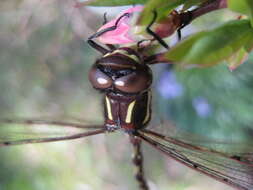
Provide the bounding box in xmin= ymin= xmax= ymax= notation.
xmin=0 ymin=1 xmax=253 ymax=190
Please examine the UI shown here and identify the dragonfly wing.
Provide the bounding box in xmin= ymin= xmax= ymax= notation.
xmin=138 ymin=129 xmax=253 ymax=190
xmin=172 ymin=133 xmax=253 ymax=165
xmin=152 ymin=124 xmax=253 ymax=164
xmin=0 ymin=118 xmax=107 ymax=146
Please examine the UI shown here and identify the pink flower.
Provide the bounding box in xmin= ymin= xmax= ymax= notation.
xmin=97 ymin=6 xmax=144 ymax=44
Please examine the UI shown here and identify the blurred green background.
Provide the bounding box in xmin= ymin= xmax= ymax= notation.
xmin=0 ymin=1 xmax=252 ymax=190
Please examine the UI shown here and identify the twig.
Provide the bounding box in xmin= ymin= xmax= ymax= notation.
xmin=191 ymin=0 xmax=227 ymax=20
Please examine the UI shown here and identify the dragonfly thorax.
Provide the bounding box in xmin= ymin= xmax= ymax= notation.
xmin=88 ymin=47 xmax=153 ymax=132
xmin=104 ymin=91 xmax=152 ymax=132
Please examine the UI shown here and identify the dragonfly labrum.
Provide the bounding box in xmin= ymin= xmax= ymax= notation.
xmin=0 ymin=1 xmax=253 ymax=190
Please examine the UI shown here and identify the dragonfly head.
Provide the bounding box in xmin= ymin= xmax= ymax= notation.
xmin=89 ymin=48 xmax=152 ymax=95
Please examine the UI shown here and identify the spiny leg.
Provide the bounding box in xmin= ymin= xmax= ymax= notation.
xmin=87 ymin=39 xmax=109 ymax=54
xmin=144 ymin=52 xmax=174 ymax=65
xmin=87 ymin=13 xmax=111 ymax=54
xmin=103 ymin=12 xmax=116 ymax=50
xmin=106 ymin=43 xmax=117 ymax=51
xmin=102 ymin=12 xmax=116 ymax=50
xmin=87 ymin=12 xmax=130 ymax=52
xmin=177 ymin=27 xmax=182 ymax=41
xmin=146 ymin=10 xmax=169 ymax=49
xmin=89 ymin=12 xmax=130 ymax=40
xmin=87 ymin=35 xmax=116 ymax=54
xmin=177 ymin=11 xmax=193 ymax=41
xmin=130 ymin=135 xmax=149 ymax=190
xmin=103 ymin=12 xmax=108 ymax=25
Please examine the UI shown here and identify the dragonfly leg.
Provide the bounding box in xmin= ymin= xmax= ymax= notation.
xmin=87 ymin=39 xmax=110 ymax=54
xmin=89 ymin=12 xmax=130 ymax=40
xmin=145 ymin=10 xmax=169 ymax=49
xmin=87 ymin=12 xmax=130 ymax=52
xmin=102 ymin=12 xmax=117 ymax=51
xmin=177 ymin=11 xmax=193 ymax=41
xmin=144 ymin=52 xmax=174 ymax=65
xmin=103 ymin=12 xmax=108 ymax=25
xmin=130 ymin=135 xmax=149 ymax=190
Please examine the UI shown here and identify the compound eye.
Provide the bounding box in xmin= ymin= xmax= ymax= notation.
xmin=114 ymin=68 xmax=152 ymax=93
xmin=89 ymin=65 xmax=112 ymax=89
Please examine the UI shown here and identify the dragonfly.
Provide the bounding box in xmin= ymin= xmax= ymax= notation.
xmin=0 ymin=1 xmax=253 ymax=190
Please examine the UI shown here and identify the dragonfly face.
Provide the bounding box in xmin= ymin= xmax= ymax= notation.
xmin=89 ymin=47 xmax=152 ymax=132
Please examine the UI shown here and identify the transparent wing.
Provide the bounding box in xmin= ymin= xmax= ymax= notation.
xmin=138 ymin=129 xmax=253 ymax=190
xmin=149 ymin=122 xmax=253 ymax=164
xmin=0 ymin=118 xmax=107 ymax=146
xmin=171 ymin=130 xmax=253 ymax=165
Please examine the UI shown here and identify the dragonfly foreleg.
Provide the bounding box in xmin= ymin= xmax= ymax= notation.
xmin=145 ymin=10 xmax=169 ymax=49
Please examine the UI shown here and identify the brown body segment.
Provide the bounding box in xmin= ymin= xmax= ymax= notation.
xmin=88 ymin=47 xmax=153 ymax=132
xmin=104 ymin=91 xmax=152 ymax=132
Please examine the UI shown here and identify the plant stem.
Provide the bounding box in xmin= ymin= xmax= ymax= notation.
xmin=191 ymin=0 xmax=227 ymax=20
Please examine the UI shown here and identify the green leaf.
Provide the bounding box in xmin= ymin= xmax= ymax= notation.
xmin=228 ymin=0 xmax=253 ymax=26
xmin=76 ymin=0 xmax=147 ymax=7
xmin=137 ymin=0 xmax=186 ymax=25
xmin=244 ymin=33 xmax=253 ymax=52
xmin=227 ymin=48 xmax=248 ymax=71
xmin=164 ymin=19 xmax=253 ymax=67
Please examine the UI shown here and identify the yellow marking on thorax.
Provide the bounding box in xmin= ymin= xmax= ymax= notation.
xmin=142 ymin=91 xmax=151 ymax=124
xmin=128 ymin=54 xmax=140 ymax=63
xmin=105 ymin=96 xmax=113 ymax=120
xmin=125 ymin=100 xmax=136 ymax=123
xmin=104 ymin=52 xmax=111 ymax=57
xmin=104 ymin=49 xmax=140 ymax=63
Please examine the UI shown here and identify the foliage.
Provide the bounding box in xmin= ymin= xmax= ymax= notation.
xmin=155 ymin=53 xmax=253 ymax=141
xmin=228 ymin=0 xmax=253 ymax=26
xmin=83 ymin=0 xmax=253 ymax=69
xmin=165 ymin=19 xmax=253 ymax=67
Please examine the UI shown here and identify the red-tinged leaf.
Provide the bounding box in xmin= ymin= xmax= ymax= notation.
xmin=227 ymin=48 xmax=249 ymax=71
xmin=163 ymin=19 xmax=253 ymax=67
xmin=75 ymin=0 xmax=147 ymax=7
